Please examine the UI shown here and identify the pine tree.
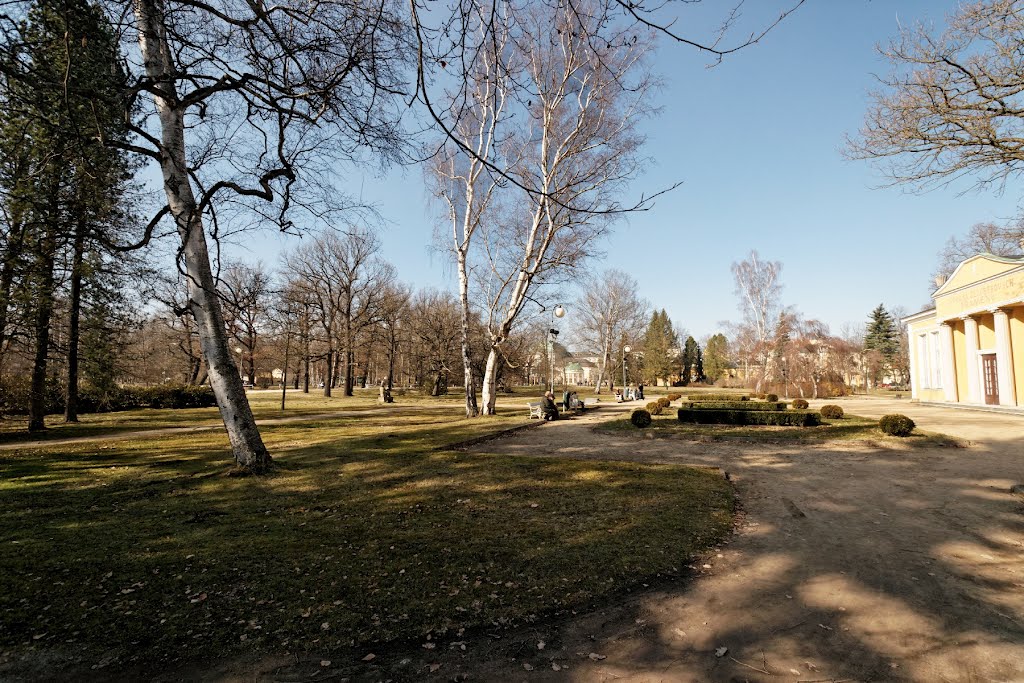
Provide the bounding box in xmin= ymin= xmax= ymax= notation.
xmin=864 ymin=304 xmax=898 ymax=359
xmin=0 ymin=0 xmax=136 ymax=428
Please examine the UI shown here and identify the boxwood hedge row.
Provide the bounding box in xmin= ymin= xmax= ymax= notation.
xmin=678 ymin=401 xmax=787 ymax=411
xmin=686 ymin=394 xmax=749 ymax=402
xmin=677 ymin=408 xmax=821 ymax=427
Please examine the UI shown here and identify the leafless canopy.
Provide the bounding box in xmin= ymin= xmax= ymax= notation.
xmin=849 ymin=0 xmax=1024 ymax=192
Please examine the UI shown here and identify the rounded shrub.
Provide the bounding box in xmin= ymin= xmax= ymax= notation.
xmin=646 ymin=401 xmax=663 ymax=416
xmin=765 ymin=393 xmax=779 ymax=402
xmin=630 ymin=409 xmax=652 ymax=428
xmin=820 ymin=404 xmax=844 ymax=419
xmin=658 ymin=397 xmax=671 ymax=408
xmin=791 ymin=398 xmax=809 ymax=410
xmin=879 ymin=413 xmax=915 ymax=437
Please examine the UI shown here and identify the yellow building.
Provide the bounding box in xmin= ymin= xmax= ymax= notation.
xmin=904 ymin=253 xmax=1024 ymax=407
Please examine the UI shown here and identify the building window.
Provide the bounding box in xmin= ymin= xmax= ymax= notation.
xmin=930 ymin=331 xmax=942 ymax=389
xmin=918 ymin=334 xmax=931 ymax=389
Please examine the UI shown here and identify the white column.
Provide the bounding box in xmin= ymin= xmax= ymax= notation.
xmin=993 ymin=309 xmax=1017 ymax=406
xmin=908 ymin=328 xmax=919 ymax=400
xmin=964 ymin=316 xmax=981 ymax=403
xmin=940 ymin=323 xmax=958 ymax=403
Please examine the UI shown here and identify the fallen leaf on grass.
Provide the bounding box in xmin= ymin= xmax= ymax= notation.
xmin=714 ymin=647 xmax=728 ymax=658
xmin=588 ymin=653 xmax=606 ymax=661
xmin=361 ymin=653 xmax=375 ymax=662
xmin=429 ymin=663 xmax=441 ymax=672
xmin=551 ymin=662 xmax=562 ymax=671
xmin=320 ymin=660 xmax=331 ymax=667
xmin=523 ymin=662 xmax=534 ymax=670
xmin=537 ymin=640 xmax=545 ymax=650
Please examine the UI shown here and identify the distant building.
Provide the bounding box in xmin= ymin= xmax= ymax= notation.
xmin=904 ymin=253 xmax=1024 ymax=407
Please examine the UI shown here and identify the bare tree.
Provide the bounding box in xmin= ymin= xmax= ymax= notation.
xmin=220 ymin=262 xmax=272 ymax=386
xmin=118 ymin=0 xmax=407 ymax=471
xmin=933 ymin=221 xmax=1024 ymax=283
xmin=377 ymin=283 xmax=410 ymax=391
xmin=408 ymin=289 xmax=463 ymax=396
xmin=427 ymin=0 xmax=515 ymax=417
xmin=850 ymin=0 xmax=1024 ymax=193
xmin=573 ymin=269 xmax=648 ymax=393
xmin=475 ymin=1 xmax=655 ymax=414
xmin=730 ymin=250 xmax=783 ymax=391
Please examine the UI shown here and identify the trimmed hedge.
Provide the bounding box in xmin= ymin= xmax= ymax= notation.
xmin=677 ymin=408 xmax=821 ymax=427
xmin=791 ymin=398 xmax=809 ymax=409
xmin=820 ymin=404 xmax=844 ymax=419
xmin=0 ymin=380 xmax=217 ymax=416
xmin=646 ymin=401 xmax=664 ymax=416
xmin=657 ymin=397 xmax=671 ymax=408
xmin=666 ymin=393 xmax=682 ymax=402
xmin=879 ymin=413 xmax=915 ymax=437
xmin=678 ymin=401 xmax=787 ymax=411
xmin=764 ymin=394 xmax=779 ymax=402
xmin=630 ymin=409 xmax=652 ymax=428
xmin=687 ymin=394 xmax=749 ymax=402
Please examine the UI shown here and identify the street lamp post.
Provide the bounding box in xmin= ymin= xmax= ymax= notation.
xmin=622 ymin=344 xmax=631 ymax=390
xmin=234 ymin=346 xmax=244 ymax=382
xmin=548 ymin=304 xmax=566 ymax=394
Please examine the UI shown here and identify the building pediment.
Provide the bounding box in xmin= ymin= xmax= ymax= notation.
xmin=934 ymin=254 xmax=1024 ymax=322
xmin=934 ymin=254 xmax=1024 ymax=297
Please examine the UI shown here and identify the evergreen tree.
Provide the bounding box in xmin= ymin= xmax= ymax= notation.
xmin=864 ymin=304 xmax=899 ymax=359
xmin=703 ymin=333 xmax=730 ymax=383
xmin=642 ymin=309 xmax=677 ymax=386
xmin=0 ymin=0 xmax=136 ymax=428
xmin=680 ymin=335 xmax=703 ymax=385
xmin=694 ymin=340 xmax=705 ymax=383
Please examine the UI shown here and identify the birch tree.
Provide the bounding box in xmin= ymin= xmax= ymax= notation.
xmin=476 ymin=0 xmax=655 ymax=414
xmin=731 ymin=250 xmax=783 ymax=391
xmin=121 ymin=0 xmax=403 ymax=471
xmin=427 ymin=0 xmax=514 ymax=416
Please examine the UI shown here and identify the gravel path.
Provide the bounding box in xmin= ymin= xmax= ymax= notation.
xmin=438 ymin=397 xmax=1024 ymax=682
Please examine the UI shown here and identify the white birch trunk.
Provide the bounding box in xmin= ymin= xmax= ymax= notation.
xmin=480 ymin=347 xmax=500 ymax=414
xmin=136 ymin=0 xmax=270 ymax=471
xmin=457 ymin=250 xmax=478 ymax=417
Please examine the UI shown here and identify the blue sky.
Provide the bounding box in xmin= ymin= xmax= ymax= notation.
xmin=221 ymin=0 xmax=1023 ymax=343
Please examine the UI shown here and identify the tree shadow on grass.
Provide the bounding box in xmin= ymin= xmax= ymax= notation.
xmin=0 ymin=413 xmax=734 ymax=679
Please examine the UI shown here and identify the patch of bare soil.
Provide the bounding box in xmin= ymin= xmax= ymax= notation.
xmin=99 ymin=401 xmax=1024 ymax=681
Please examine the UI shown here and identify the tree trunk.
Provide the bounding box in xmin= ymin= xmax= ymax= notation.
xmin=0 ymin=218 xmax=25 ymax=371
xmin=27 ymin=220 xmax=58 ymax=433
xmin=480 ymin=346 xmax=500 ymax=414
xmin=245 ymin=333 xmax=255 ymax=385
xmin=136 ymin=0 xmax=270 ymax=472
xmin=386 ymin=342 xmax=396 ymax=390
xmin=323 ymin=349 xmax=333 ymax=396
xmin=456 ymin=251 xmax=477 ymax=417
xmin=64 ymin=222 xmax=87 ymax=423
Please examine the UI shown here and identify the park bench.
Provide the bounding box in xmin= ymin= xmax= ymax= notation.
xmin=527 ymin=401 xmax=544 ymax=419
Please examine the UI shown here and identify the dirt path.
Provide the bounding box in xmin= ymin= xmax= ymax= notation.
xmin=427 ymin=399 xmax=1024 ymax=682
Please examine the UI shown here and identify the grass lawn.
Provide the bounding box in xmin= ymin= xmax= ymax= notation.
xmin=0 ymin=406 xmax=734 ymax=675
xmin=598 ymin=409 xmax=963 ymax=447
xmin=0 ymin=386 xmax=576 ymax=445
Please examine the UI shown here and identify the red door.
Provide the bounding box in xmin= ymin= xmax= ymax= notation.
xmin=981 ymin=354 xmax=999 ymax=405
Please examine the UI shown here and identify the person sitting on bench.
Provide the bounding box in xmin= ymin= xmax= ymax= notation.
xmin=541 ymin=391 xmax=559 ymax=421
